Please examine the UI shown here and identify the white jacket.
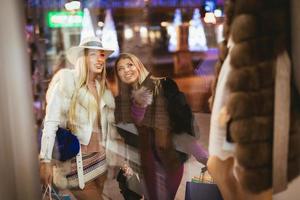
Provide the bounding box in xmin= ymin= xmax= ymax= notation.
xmin=39 ymin=69 xmax=122 ymax=166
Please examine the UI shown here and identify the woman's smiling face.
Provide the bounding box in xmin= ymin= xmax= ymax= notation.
xmin=116 ymin=58 xmax=139 ymax=85
xmin=86 ymin=49 xmax=106 ymax=74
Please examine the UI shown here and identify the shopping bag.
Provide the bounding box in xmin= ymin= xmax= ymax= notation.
xmin=185 ymin=167 xmax=223 ymax=200
xmin=42 ymin=185 xmax=71 ymax=200
xmin=117 ymin=168 xmax=143 ymax=199
xmin=185 ymin=182 xmax=223 ymax=200
xmin=191 ymin=167 xmax=214 ymax=184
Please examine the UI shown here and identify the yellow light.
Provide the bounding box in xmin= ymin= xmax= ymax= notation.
xmin=140 ymin=26 xmax=148 ymax=38
xmin=149 ymin=31 xmax=156 ymax=43
xmin=160 ymin=21 xmax=169 ymax=27
xmin=124 ymin=26 xmax=134 ymax=40
xmin=155 ymin=31 xmax=161 ymax=39
xmin=134 ymin=25 xmax=140 ymax=32
xmin=204 ymin=12 xmax=216 ymax=24
xmin=98 ymin=21 xmax=104 ymax=27
xmin=214 ymin=9 xmax=222 ymax=18
xmin=65 ymin=1 xmax=81 ymax=11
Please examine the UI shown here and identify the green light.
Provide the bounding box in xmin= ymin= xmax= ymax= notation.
xmin=47 ymin=11 xmax=83 ymax=28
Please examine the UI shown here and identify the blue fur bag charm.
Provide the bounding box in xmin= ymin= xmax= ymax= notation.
xmin=38 ymin=127 xmax=80 ymax=161
xmin=54 ymin=127 xmax=80 ymax=161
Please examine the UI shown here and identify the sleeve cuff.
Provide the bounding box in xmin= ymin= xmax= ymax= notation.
xmin=40 ymin=159 xmax=51 ymax=163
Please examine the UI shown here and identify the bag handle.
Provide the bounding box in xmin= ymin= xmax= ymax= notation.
xmin=199 ymin=166 xmax=207 ymax=182
xmin=42 ymin=184 xmax=65 ymax=200
xmin=42 ymin=185 xmax=51 ymax=200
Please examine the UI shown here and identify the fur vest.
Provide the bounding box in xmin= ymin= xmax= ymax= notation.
xmin=212 ymin=0 xmax=300 ymax=193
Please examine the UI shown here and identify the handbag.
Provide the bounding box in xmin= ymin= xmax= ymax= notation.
xmin=115 ymin=138 xmax=143 ymax=200
xmin=185 ymin=167 xmax=223 ymax=200
xmin=117 ymin=168 xmax=143 ymax=200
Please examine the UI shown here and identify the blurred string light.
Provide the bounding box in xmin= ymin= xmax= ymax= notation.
xmin=155 ymin=31 xmax=161 ymax=39
xmin=97 ymin=21 xmax=104 ymax=27
xmin=149 ymin=31 xmax=156 ymax=43
xmin=214 ymin=9 xmax=222 ymax=17
xmin=65 ymin=1 xmax=81 ymax=11
xmin=134 ymin=25 xmax=140 ymax=32
xmin=160 ymin=21 xmax=169 ymax=27
xmin=140 ymin=26 xmax=148 ymax=43
xmin=29 ymin=0 xmax=223 ymax=9
xmin=140 ymin=26 xmax=148 ymax=37
xmin=149 ymin=30 xmax=161 ymax=43
xmin=124 ymin=25 xmax=134 ymax=40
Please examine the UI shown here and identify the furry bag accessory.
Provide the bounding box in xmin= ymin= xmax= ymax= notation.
xmin=131 ymin=86 xmax=153 ymax=108
xmin=38 ymin=127 xmax=80 ymax=162
xmin=54 ymin=127 xmax=80 ymax=161
xmin=131 ymin=86 xmax=153 ymax=123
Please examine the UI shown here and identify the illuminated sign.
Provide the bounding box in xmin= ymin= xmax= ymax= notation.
xmin=47 ymin=11 xmax=83 ymax=28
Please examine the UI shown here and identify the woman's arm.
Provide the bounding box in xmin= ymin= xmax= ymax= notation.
xmin=173 ymin=133 xmax=208 ymax=165
xmin=39 ymin=81 xmax=63 ymax=186
xmin=39 ymin=82 xmax=62 ymax=162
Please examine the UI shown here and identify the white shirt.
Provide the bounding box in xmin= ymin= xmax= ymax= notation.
xmin=209 ymin=38 xmax=236 ymax=160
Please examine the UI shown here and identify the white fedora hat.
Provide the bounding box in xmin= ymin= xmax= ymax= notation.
xmin=66 ymin=36 xmax=114 ymax=65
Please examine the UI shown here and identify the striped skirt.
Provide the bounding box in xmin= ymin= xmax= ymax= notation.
xmin=66 ymin=152 xmax=107 ymax=188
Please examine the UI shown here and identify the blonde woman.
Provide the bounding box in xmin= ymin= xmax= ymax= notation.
xmin=39 ymin=37 xmax=123 ymax=200
xmin=114 ymin=53 xmax=208 ymax=200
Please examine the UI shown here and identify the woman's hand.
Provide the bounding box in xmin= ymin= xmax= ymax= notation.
xmin=121 ymin=163 xmax=134 ymax=177
xmin=40 ymin=162 xmax=53 ymax=186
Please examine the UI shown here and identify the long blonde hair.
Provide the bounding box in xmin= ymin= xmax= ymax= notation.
xmin=68 ymin=49 xmax=107 ymax=131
